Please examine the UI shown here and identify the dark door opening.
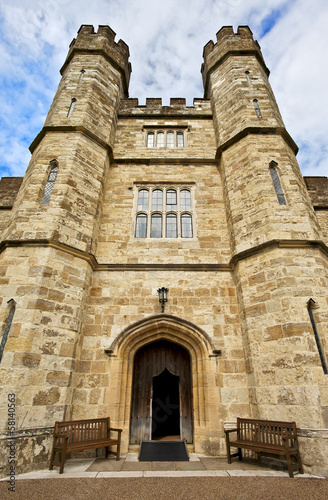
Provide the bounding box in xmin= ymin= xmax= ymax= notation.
xmin=152 ymin=368 xmax=180 ymax=440
xmin=130 ymin=339 xmax=193 ymax=444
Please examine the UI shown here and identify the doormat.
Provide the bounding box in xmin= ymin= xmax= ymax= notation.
xmin=139 ymin=441 xmax=189 ymax=461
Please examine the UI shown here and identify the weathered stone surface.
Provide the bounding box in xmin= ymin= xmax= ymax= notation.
xmin=0 ymin=24 xmax=327 ymax=478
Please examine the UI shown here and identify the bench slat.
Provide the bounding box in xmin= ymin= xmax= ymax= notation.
xmin=225 ymin=418 xmax=303 ymax=478
xmin=49 ymin=417 xmax=122 ymax=474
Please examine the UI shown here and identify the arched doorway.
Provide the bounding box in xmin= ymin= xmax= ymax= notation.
xmin=130 ymin=340 xmax=193 ymax=444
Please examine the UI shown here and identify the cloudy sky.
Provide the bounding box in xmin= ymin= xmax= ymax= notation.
xmin=0 ymin=0 xmax=327 ymax=178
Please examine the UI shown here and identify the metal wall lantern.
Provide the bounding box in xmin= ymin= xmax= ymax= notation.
xmin=157 ymin=287 xmax=169 ymax=313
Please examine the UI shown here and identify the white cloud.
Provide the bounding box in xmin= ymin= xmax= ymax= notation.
xmin=0 ymin=0 xmax=327 ymax=177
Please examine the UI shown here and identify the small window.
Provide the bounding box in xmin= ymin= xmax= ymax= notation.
xmin=150 ymin=214 xmax=162 ymax=238
xmin=167 ymin=132 xmax=174 ymax=147
xmin=0 ymin=300 xmax=16 ymax=363
xmin=135 ymin=214 xmax=147 ymax=238
xmin=67 ymin=98 xmax=76 ymax=118
xmin=152 ymin=190 xmax=163 ymax=211
xmin=79 ymin=70 xmax=85 ymax=83
xmin=253 ymin=99 xmax=262 ymax=119
xmin=180 ymin=190 xmax=191 ymax=211
xmin=137 ymin=189 xmax=149 ymax=210
xmin=41 ymin=161 xmax=58 ymax=205
xmin=270 ymin=164 xmax=286 ymax=205
xmin=177 ymin=132 xmax=184 ymax=147
xmin=166 ymin=213 xmax=177 ymax=238
xmin=157 ymin=132 xmax=165 ymax=148
xmin=181 ymin=213 xmax=193 ymax=238
xmin=166 ymin=190 xmax=177 ymax=211
xmin=147 ymin=132 xmax=155 ymax=148
xmin=245 ymin=71 xmax=251 ymax=85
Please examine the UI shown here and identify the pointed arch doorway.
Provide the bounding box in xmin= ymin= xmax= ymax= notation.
xmin=130 ymin=340 xmax=193 ymax=444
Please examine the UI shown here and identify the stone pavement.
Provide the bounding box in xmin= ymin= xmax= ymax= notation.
xmin=2 ymin=453 xmax=323 ymax=480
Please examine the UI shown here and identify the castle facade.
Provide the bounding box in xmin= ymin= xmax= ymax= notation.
xmin=0 ymin=25 xmax=328 ymax=476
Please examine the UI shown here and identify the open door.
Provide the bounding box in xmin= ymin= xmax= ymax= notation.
xmin=130 ymin=340 xmax=192 ymax=444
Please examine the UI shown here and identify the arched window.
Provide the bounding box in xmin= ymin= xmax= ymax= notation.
xmin=157 ymin=132 xmax=165 ymax=148
xmin=245 ymin=71 xmax=251 ymax=85
xmin=150 ymin=214 xmax=162 ymax=238
xmin=181 ymin=214 xmax=193 ymax=238
xmin=270 ymin=163 xmax=286 ymax=205
xmin=0 ymin=300 xmax=16 ymax=363
xmin=166 ymin=190 xmax=177 ymax=211
xmin=167 ymin=132 xmax=174 ymax=147
xmin=137 ymin=189 xmax=149 ymax=210
xmin=180 ymin=190 xmax=191 ymax=211
xmin=152 ymin=190 xmax=163 ymax=211
xmin=135 ymin=214 xmax=147 ymax=238
xmin=79 ymin=70 xmax=85 ymax=83
xmin=177 ymin=132 xmax=184 ymax=147
xmin=67 ymin=98 xmax=76 ymax=118
xmin=134 ymin=186 xmax=194 ymax=238
xmin=41 ymin=161 xmax=58 ymax=205
xmin=166 ymin=213 xmax=177 ymax=238
xmin=253 ymin=99 xmax=262 ymax=118
xmin=147 ymin=132 xmax=154 ymax=148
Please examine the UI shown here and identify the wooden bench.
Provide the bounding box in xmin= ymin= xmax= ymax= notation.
xmin=49 ymin=417 xmax=122 ymax=474
xmin=225 ymin=418 xmax=303 ymax=478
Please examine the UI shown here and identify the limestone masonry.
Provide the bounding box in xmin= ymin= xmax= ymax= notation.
xmin=0 ymin=25 xmax=328 ymax=476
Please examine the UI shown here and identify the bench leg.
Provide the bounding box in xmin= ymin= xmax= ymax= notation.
xmin=116 ymin=439 xmax=121 ymax=461
xmin=49 ymin=448 xmax=55 ymax=470
xmin=285 ymin=449 xmax=294 ymax=478
xmin=238 ymin=448 xmax=242 ymax=461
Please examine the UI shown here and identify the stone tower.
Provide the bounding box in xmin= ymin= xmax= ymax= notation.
xmin=0 ymin=25 xmax=327 ymax=477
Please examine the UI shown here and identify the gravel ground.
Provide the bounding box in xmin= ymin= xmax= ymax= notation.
xmin=1 ymin=477 xmax=327 ymax=500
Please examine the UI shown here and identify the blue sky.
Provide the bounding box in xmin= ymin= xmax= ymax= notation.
xmin=0 ymin=0 xmax=327 ymax=178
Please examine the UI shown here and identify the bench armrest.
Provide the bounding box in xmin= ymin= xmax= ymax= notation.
xmin=109 ymin=427 xmax=122 ymax=433
xmin=224 ymin=428 xmax=238 ymax=434
xmin=282 ymin=432 xmax=297 ymax=441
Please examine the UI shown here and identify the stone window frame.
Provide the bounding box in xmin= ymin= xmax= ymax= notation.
xmin=40 ymin=159 xmax=59 ymax=206
xmin=144 ymin=126 xmax=187 ymax=148
xmin=269 ymin=161 xmax=287 ymax=206
xmin=133 ymin=182 xmax=195 ymax=239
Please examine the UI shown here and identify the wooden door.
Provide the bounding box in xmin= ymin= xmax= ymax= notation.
xmin=130 ymin=340 xmax=193 ymax=443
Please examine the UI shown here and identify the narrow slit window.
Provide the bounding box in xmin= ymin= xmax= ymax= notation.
xmin=137 ymin=189 xmax=149 ymax=210
xmin=150 ymin=214 xmax=162 ymax=238
xmin=135 ymin=214 xmax=147 ymax=238
xmin=0 ymin=301 xmax=16 ymax=363
xmin=253 ymin=99 xmax=262 ymax=118
xmin=147 ymin=132 xmax=154 ymax=148
xmin=41 ymin=161 xmax=58 ymax=205
xmin=307 ymin=299 xmax=328 ymax=374
xmin=245 ymin=71 xmax=251 ymax=85
xmin=67 ymin=98 xmax=76 ymax=118
xmin=270 ymin=165 xmax=286 ymax=205
xmin=166 ymin=213 xmax=177 ymax=238
xmin=177 ymin=132 xmax=184 ymax=147
xmin=79 ymin=70 xmax=85 ymax=83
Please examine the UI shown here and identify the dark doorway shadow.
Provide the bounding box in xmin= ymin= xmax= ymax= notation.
xmin=152 ymin=368 xmax=180 ymax=440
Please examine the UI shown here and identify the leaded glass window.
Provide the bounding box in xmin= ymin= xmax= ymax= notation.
xmin=270 ymin=165 xmax=287 ymax=205
xmin=41 ymin=162 xmax=58 ymax=205
xmin=0 ymin=302 xmax=15 ymax=363
xmin=134 ymin=186 xmax=194 ymax=238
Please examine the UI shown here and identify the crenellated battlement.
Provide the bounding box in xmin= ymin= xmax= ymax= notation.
xmin=201 ymin=25 xmax=269 ymax=97
xmin=119 ymin=97 xmax=212 ymax=116
xmin=61 ymin=24 xmax=132 ymax=94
